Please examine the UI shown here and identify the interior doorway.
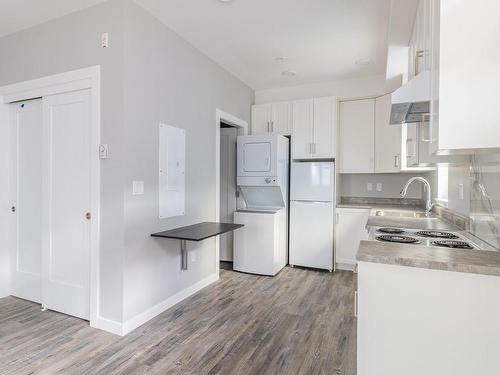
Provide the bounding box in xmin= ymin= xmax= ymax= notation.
xmin=219 ymin=123 xmax=238 ymax=262
xmin=215 ymin=109 xmax=248 ymax=276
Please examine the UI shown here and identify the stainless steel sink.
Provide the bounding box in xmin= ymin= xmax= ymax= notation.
xmin=374 ymin=210 xmax=432 ymax=219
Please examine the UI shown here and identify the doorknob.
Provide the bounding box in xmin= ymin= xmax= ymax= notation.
xmin=85 ymin=212 xmax=91 ymax=220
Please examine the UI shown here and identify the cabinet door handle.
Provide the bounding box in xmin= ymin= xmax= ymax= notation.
xmin=414 ymin=49 xmax=424 ymax=76
xmin=394 ymin=154 xmax=400 ymax=168
xmin=267 ymin=121 xmax=270 ymax=133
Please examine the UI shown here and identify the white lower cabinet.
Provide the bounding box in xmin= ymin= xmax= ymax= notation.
xmin=357 ymin=261 xmax=500 ymax=375
xmin=335 ymin=208 xmax=370 ymax=270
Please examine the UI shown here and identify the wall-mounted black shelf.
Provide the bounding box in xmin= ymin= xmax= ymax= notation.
xmin=151 ymin=222 xmax=244 ymax=270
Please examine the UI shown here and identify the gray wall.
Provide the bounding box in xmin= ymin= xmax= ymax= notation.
xmin=0 ymin=0 xmax=253 ymax=324
xmin=0 ymin=0 xmax=126 ymax=322
xmin=339 ymin=172 xmax=432 ymax=200
xmin=120 ymin=1 xmax=253 ymax=321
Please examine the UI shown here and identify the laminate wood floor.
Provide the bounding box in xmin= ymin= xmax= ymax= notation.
xmin=0 ymin=267 xmax=356 ymax=375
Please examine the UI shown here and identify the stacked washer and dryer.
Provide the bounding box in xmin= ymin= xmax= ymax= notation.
xmin=233 ymin=133 xmax=335 ymax=275
xmin=233 ymin=134 xmax=289 ymax=276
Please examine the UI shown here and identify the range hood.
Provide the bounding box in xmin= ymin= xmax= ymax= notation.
xmin=390 ymin=71 xmax=431 ymax=125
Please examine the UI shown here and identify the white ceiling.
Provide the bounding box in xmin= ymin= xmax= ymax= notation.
xmin=135 ymin=0 xmax=392 ymax=89
xmin=0 ymin=0 xmax=392 ymax=90
xmin=0 ymin=0 xmax=108 ymax=37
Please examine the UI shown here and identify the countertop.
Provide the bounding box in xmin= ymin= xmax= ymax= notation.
xmin=352 ymin=204 xmax=500 ymax=277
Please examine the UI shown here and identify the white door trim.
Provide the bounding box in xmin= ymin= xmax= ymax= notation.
xmin=0 ymin=66 xmax=100 ymax=328
xmin=215 ymin=109 xmax=248 ymax=276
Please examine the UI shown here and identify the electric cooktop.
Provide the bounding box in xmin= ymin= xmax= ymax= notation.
xmin=370 ymin=227 xmax=478 ymax=250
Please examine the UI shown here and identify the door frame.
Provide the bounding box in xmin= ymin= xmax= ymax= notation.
xmin=0 ymin=66 xmax=101 ymax=327
xmin=215 ymin=109 xmax=248 ymax=275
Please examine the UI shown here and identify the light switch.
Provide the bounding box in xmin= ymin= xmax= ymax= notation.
xmin=99 ymin=144 xmax=109 ymax=159
xmin=101 ymin=32 xmax=109 ymax=48
xmin=376 ymin=183 xmax=383 ymax=192
xmin=367 ymin=183 xmax=373 ymax=191
xmin=132 ymin=181 xmax=144 ymax=195
xmin=458 ymin=183 xmax=464 ymax=200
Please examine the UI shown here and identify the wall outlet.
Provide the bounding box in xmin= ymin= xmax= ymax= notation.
xmin=376 ymin=183 xmax=383 ymax=192
xmin=101 ymin=32 xmax=109 ymax=48
xmin=132 ymin=181 xmax=144 ymax=195
xmin=367 ymin=183 xmax=373 ymax=191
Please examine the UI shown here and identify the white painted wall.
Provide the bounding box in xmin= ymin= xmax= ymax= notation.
xmin=0 ymin=0 xmax=126 ymax=321
xmin=340 ymin=173 xmax=431 ymax=200
xmin=120 ymin=1 xmax=253 ymax=325
xmin=255 ymin=74 xmax=401 ymax=104
xmin=0 ymin=0 xmax=253 ymax=332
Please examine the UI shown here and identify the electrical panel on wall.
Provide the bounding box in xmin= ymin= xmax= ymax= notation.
xmin=159 ymin=124 xmax=185 ymax=218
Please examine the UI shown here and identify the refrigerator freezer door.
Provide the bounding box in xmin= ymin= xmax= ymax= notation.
xmin=291 ymin=162 xmax=334 ymax=202
xmin=289 ymin=201 xmax=334 ymax=271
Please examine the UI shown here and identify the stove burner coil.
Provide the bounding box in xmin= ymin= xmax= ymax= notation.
xmin=377 ymin=228 xmax=406 ymax=234
xmin=432 ymin=240 xmax=473 ymax=249
xmin=376 ymin=235 xmax=420 ymax=244
xmin=416 ymin=230 xmax=459 ymax=239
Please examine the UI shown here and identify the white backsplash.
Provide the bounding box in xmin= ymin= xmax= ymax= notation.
xmin=470 ymin=154 xmax=500 ymax=249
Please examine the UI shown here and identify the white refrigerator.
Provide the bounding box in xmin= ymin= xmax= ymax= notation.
xmin=289 ymin=161 xmax=335 ymax=272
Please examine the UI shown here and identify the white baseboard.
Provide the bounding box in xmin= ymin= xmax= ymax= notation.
xmin=121 ymin=272 xmax=219 ymax=336
xmin=336 ymin=263 xmax=357 ymax=272
xmin=93 ymin=316 xmax=124 ymax=336
xmin=93 ymin=273 xmax=219 ymax=336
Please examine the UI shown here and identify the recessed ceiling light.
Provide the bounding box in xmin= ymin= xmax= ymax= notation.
xmin=218 ymin=0 xmax=234 ymax=2
xmin=355 ymin=58 xmax=372 ymax=66
xmin=282 ymin=70 xmax=297 ymax=77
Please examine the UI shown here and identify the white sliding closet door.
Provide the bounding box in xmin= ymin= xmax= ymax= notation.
xmin=11 ymin=99 xmax=43 ymax=303
xmin=41 ymin=90 xmax=92 ymax=320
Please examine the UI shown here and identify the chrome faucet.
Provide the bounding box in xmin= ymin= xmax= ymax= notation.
xmin=400 ymin=177 xmax=435 ymax=215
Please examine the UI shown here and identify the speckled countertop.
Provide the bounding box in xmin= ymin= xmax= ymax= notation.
xmin=350 ymin=203 xmax=500 ymax=277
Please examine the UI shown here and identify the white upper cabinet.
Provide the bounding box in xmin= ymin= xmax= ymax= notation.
xmin=292 ymin=99 xmax=313 ymax=159
xmin=251 ymin=102 xmax=291 ymax=135
xmin=339 ymin=99 xmax=375 ymax=173
xmin=251 ymin=104 xmax=271 ymax=135
xmin=271 ymin=101 xmax=291 ymax=135
xmin=408 ymin=0 xmax=432 ymax=79
xmin=313 ymin=97 xmax=337 ymax=159
xmin=374 ymin=94 xmax=401 ymax=173
xmin=432 ymin=0 xmax=500 ymax=151
xmin=292 ymin=96 xmax=337 ymax=160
